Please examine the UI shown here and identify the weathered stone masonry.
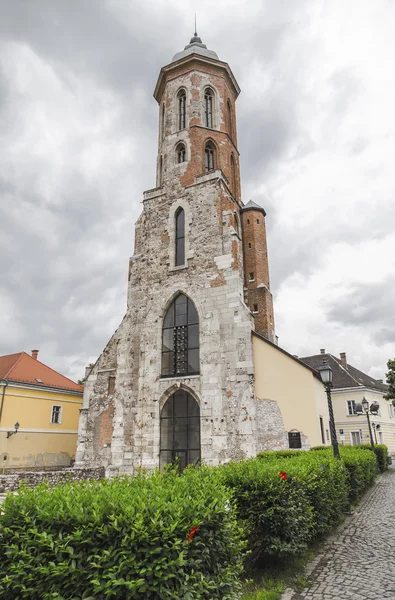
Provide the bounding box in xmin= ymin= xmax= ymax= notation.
xmin=76 ymin=34 xmax=283 ymax=475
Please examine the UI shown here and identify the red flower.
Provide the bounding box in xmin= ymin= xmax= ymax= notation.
xmin=187 ymin=526 xmax=201 ymax=543
xmin=279 ymin=471 xmax=287 ymax=481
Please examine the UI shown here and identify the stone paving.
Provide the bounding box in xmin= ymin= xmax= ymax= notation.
xmin=287 ymin=468 xmax=395 ymax=600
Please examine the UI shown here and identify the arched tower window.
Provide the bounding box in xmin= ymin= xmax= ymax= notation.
xmin=205 ymin=142 xmax=215 ymax=172
xmin=204 ymin=88 xmax=214 ymax=128
xmin=176 ymin=142 xmax=186 ymax=164
xmin=160 ymin=390 xmax=201 ymax=471
xmin=161 ymin=103 xmax=165 ymax=141
xmin=162 ymin=293 xmax=199 ymax=377
xmin=175 ymin=207 xmax=185 ymax=266
xmin=159 ymin=156 xmax=164 ymax=186
xmin=230 ymin=153 xmax=237 ymax=196
xmin=177 ymin=90 xmax=186 ymax=130
xmin=227 ymin=99 xmax=233 ymax=139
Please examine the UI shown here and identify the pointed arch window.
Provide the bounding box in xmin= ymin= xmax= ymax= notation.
xmin=205 ymin=142 xmax=215 ymax=172
xmin=160 ymin=390 xmax=200 ymax=470
xmin=175 ymin=207 xmax=185 ymax=266
xmin=204 ymin=88 xmax=214 ymax=128
xmin=161 ymin=103 xmax=165 ymax=141
xmin=159 ymin=156 xmax=164 ymax=187
xmin=176 ymin=142 xmax=186 ymax=164
xmin=177 ymin=90 xmax=186 ymax=130
xmin=230 ymin=153 xmax=237 ymax=196
xmin=227 ymin=99 xmax=233 ymax=139
xmin=162 ymin=293 xmax=199 ymax=377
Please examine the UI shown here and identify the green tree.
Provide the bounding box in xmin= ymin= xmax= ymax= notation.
xmin=384 ymin=358 xmax=395 ymax=405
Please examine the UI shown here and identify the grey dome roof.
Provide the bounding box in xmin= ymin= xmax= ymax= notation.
xmin=172 ymin=33 xmax=219 ymax=63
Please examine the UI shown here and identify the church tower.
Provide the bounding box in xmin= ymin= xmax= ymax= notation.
xmin=76 ymin=34 xmax=276 ymax=474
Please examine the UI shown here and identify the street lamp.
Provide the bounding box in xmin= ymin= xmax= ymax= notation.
xmin=6 ymin=422 xmax=20 ymax=439
xmin=318 ymin=360 xmax=340 ymax=460
xmin=355 ymin=397 xmax=379 ymax=451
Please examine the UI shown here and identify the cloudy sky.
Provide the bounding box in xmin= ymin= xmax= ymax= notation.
xmin=1 ymin=0 xmax=394 ymax=382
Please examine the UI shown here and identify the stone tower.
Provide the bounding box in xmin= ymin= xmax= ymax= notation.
xmin=76 ymin=33 xmax=276 ymax=474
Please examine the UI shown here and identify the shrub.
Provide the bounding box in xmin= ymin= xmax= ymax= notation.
xmin=220 ymin=452 xmax=349 ymax=565
xmin=256 ymin=450 xmax=303 ymax=460
xmin=339 ymin=447 xmax=379 ymax=503
xmin=0 ymin=466 xmax=246 ymax=600
xmin=357 ymin=444 xmax=388 ymax=473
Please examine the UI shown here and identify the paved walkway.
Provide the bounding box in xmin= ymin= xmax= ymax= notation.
xmin=286 ymin=468 xmax=395 ymax=600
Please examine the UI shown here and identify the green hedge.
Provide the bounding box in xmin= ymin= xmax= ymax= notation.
xmin=357 ymin=444 xmax=388 ymax=473
xmin=220 ymin=452 xmax=348 ymax=565
xmin=0 ymin=466 xmax=245 ymax=600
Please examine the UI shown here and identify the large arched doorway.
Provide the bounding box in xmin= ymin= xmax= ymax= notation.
xmin=160 ymin=390 xmax=200 ymax=470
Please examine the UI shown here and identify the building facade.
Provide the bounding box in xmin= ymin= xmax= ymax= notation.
xmin=76 ymin=34 xmax=330 ymax=474
xmin=301 ymin=350 xmax=394 ymax=454
xmin=0 ymin=350 xmax=83 ymax=468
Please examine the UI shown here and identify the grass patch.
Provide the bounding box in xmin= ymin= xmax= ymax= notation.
xmin=241 ymin=551 xmax=314 ymax=600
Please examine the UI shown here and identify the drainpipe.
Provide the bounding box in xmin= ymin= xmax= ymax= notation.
xmin=0 ymin=379 xmax=8 ymax=422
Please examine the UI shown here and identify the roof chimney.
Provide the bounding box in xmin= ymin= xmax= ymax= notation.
xmin=320 ymin=349 xmax=325 ymax=355
xmin=340 ymin=352 xmax=347 ymax=370
xmin=31 ymin=349 xmax=39 ymax=360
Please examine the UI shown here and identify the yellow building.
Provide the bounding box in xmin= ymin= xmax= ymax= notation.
xmin=301 ymin=350 xmax=394 ymax=455
xmin=253 ymin=333 xmax=332 ymax=450
xmin=0 ymin=350 xmax=83 ymax=469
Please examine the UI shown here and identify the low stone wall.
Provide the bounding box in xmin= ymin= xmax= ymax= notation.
xmin=0 ymin=467 xmax=105 ymax=494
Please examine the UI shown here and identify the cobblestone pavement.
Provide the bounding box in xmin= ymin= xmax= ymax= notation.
xmin=287 ymin=468 xmax=395 ymax=600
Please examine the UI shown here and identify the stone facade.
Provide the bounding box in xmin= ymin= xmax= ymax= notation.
xmin=0 ymin=467 xmax=105 ymax=494
xmin=76 ymin=35 xmax=284 ymax=475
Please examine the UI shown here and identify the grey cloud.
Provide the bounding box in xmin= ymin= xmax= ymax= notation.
xmin=326 ymin=278 xmax=395 ymax=346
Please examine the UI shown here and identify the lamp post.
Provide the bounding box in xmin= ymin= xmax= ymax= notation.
xmin=318 ymin=361 xmax=340 ymax=460
xmin=6 ymin=422 xmax=20 ymax=439
xmin=355 ymin=397 xmax=379 ymax=451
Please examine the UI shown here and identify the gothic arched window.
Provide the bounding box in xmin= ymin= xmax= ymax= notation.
xmin=230 ymin=153 xmax=237 ymax=196
xmin=227 ymin=99 xmax=233 ymax=138
xmin=205 ymin=142 xmax=215 ymax=172
xmin=177 ymin=90 xmax=186 ymax=130
xmin=161 ymin=103 xmax=165 ymax=141
xmin=175 ymin=207 xmax=185 ymax=266
xmin=162 ymin=293 xmax=199 ymax=377
xmin=176 ymin=142 xmax=186 ymax=164
xmin=159 ymin=156 xmax=164 ymax=187
xmin=204 ymin=88 xmax=214 ymax=128
xmin=160 ymin=390 xmax=200 ymax=471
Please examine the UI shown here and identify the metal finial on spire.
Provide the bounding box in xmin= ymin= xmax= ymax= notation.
xmin=194 ymin=13 xmax=197 ymax=36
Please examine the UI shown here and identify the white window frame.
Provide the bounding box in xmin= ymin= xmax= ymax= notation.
xmin=346 ymin=399 xmax=357 ymax=416
xmin=389 ymin=403 xmax=395 ymax=419
xmin=50 ymin=404 xmax=63 ymax=425
xmin=350 ymin=430 xmax=362 ymax=446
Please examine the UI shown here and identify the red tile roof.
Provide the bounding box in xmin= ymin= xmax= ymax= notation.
xmin=0 ymin=352 xmax=83 ymax=393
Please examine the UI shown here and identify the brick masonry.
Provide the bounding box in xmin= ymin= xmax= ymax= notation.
xmin=76 ymin=39 xmax=286 ymax=475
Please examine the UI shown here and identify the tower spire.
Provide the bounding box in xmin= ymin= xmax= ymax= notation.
xmin=194 ymin=13 xmax=197 ymax=36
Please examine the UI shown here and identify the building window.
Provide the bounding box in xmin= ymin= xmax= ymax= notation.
xmin=350 ymin=430 xmax=362 ymax=445
xmin=162 ymin=293 xmax=199 ymax=377
xmin=227 ymin=99 xmax=233 ymax=139
xmin=176 ymin=142 xmax=186 ymax=164
xmin=159 ymin=156 xmax=164 ymax=186
xmin=253 ymin=304 xmax=258 ymax=313
xmin=247 ymin=219 xmax=250 ymax=225
xmin=389 ymin=403 xmax=395 ymax=418
xmin=326 ymin=429 xmax=330 ymax=442
xmin=320 ymin=417 xmax=325 ymax=445
xmin=108 ymin=376 xmax=115 ymax=396
xmin=160 ymin=390 xmax=200 ymax=471
xmin=175 ymin=208 xmax=185 ymax=266
xmin=288 ymin=431 xmax=301 ymax=449
xmin=161 ymin=103 xmax=165 ymax=141
xmin=204 ymin=87 xmax=214 ymax=128
xmin=257 ymin=219 xmax=260 ymax=224
xmin=249 ymin=272 xmax=255 ymax=282
xmin=230 ymin=153 xmax=237 ymax=196
xmin=205 ymin=142 xmax=215 ymax=172
xmin=347 ymin=400 xmax=357 ymax=415
xmin=51 ymin=405 xmax=62 ymax=424
xmin=177 ymin=90 xmax=186 ymax=130
xmin=248 ymin=242 xmax=252 ymax=249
